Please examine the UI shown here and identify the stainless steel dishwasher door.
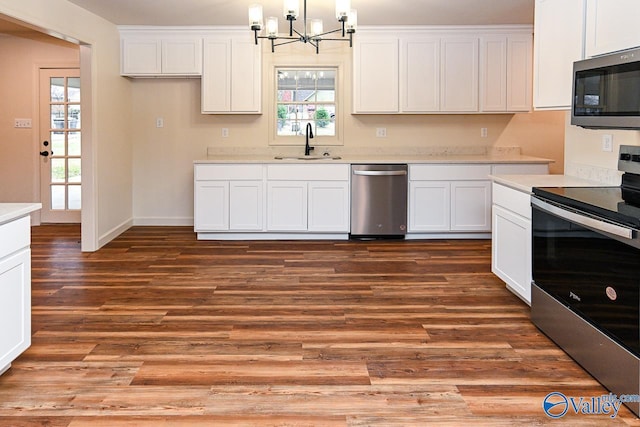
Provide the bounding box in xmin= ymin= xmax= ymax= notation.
xmin=350 ymin=164 xmax=408 ymax=237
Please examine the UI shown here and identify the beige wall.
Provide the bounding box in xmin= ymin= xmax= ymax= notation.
xmin=131 ymin=41 xmax=566 ymax=224
xmin=0 ymin=33 xmax=79 ymax=204
xmin=0 ymin=0 xmax=132 ymax=250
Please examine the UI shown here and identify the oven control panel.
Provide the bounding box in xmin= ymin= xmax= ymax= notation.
xmin=619 ymin=145 xmax=640 ymax=174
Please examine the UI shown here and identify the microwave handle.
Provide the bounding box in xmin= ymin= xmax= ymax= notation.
xmin=532 ymin=197 xmax=634 ymax=240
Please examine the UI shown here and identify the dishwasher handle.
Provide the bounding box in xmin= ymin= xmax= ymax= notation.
xmin=353 ymin=170 xmax=407 ymax=176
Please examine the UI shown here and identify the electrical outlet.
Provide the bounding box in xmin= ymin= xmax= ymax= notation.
xmin=376 ymin=128 xmax=387 ymax=138
xmin=14 ymin=118 xmax=32 ymax=128
xmin=156 ymin=117 xmax=164 ymax=128
xmin=480 ymin=127 xmax=488 ymax=138
xmin=602 ymin=134 xmax=613 ymax=152
xmin=222 ymin=128 xmax=229 ymax=138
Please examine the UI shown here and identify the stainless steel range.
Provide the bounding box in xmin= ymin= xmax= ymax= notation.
xmin=531 ymin=145 xmax=640 ymax=417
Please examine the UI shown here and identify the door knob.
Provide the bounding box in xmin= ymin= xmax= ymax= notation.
xmin=40 ymin=150 xmax=53 ymax=157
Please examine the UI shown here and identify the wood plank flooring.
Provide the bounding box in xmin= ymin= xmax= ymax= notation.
xmin=1 ymin=225 xmax=639 ymax=426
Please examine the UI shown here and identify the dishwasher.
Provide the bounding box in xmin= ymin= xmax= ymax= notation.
xmin=350 ymin=164 xmax=408 ymax=238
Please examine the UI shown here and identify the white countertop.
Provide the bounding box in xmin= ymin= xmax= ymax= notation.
xmin=0 ymin=203 xmax=42 ymax=226
xmin=490 ymin=174 xmax=613 ymax=193
xmin=195 ymin=154 xmax=553 ymax=165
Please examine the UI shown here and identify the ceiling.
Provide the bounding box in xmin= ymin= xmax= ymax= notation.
xmin=63 ymin=0 xmax=534 ymax=26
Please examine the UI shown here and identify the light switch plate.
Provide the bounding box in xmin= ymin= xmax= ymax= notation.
xmin=14 ymin=118 xmax=32 ymax=128
xmin=602 ymin=134 xmax=613 ymax=152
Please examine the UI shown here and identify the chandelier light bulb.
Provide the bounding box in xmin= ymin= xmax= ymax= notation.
xmin=335 ymin=0 xmax=351 ymax=21
xmin=346 ymin=9 xmax=358 ymax=33
xmin=248 ymin=4 xmax=263 ymax=30
xmin=283 ymin=0 xmax=300 ymax=19
xmin=309 ymin=19 xmax=323 ymax=37
xmin=266 ymin=17 xmax=279 ymax=37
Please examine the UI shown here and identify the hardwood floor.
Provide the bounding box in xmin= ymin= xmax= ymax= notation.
xmin=1 ymin=225 xmax=638 ymax=426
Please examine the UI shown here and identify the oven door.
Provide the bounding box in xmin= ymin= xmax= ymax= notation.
xmin=531 ymin=196 xmax=640 ymax=356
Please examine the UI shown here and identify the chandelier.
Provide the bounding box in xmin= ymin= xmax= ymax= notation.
xmin=249 ymin=0 xmax=358 ymax=54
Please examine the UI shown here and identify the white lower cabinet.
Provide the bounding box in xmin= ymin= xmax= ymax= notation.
xmin=491 ymin=182 xmax=533 ymax=305
xmin=194 ymin=164 xmax=264 ymax=232
xmin=0 ymin=214 xmax=33 ymax=374
xmin=194 ymin=163 xmax=350 ymax=237
xmin=308 ymin=182 xmax=350 ymax=232
xmin=451 ymin=181 xmax=492 ymax=231
xmin=408 ymin=164 xmax=491 ymax=233
xmin=267 ymin=182 xmax=307 ymax=231
xmin=266 ymin=165 xmax=350 ymax=233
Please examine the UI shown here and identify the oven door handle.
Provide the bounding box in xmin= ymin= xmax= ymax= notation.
xmin=532 ymin=197 xmax=634 ymax=240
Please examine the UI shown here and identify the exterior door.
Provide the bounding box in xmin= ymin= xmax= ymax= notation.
xmin=39 ymin=69 xmax=81 ymax=223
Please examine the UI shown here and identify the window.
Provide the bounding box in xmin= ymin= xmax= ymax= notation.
xmin=276 ymin=68 xmax=336 ymax=138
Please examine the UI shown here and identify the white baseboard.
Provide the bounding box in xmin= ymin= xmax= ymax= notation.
xmin=133 ymin=217 xmax=194 ymax=226
xmin=98 ymin=217 xmax=133 ymax=248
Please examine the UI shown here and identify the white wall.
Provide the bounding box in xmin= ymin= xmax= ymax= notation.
xmin=0 ymin=0 xmax=132 ymax=250
xmin=564 ymin=113 xmax=640 ymax=184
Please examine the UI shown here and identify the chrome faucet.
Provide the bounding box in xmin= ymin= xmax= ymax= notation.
xmin=305 ymin=123 xmax=315 ymax=156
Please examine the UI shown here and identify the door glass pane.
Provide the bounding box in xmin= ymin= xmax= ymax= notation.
xmin=68 ymin=132 xmax=81 ymax=156
xmin=67 ymin=78 xmax=80 ymax=102
xmin=68 ymin=185 xmax=81 ymax=210
xmin=51 ymin=185 xmax=65 ymax=210
xmin=50 ymin=78 xmax=64 ymax=101
xmin=68 ymin=159 xmax=81 ymax=183
xmin=68 ymin=105 xmax=81 ymax=129
xmin=51 ymin=158 xmax=66 ymax=183
xmin=51 ymin=105 xmax=65 ymax=129
xmin=51 ymin=131 xmax=66 ymax=156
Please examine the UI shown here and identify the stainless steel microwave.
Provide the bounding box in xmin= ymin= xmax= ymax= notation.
xmin=571 ymin=47 xmax=640 ymax=129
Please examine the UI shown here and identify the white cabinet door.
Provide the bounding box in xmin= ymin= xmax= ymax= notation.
xmin=507 ymin=35 xmax=533 ymax=111
xmin=401 ymin=37 xmax=440 ymax=112
xmin=409 ymin=181 xmax=451 ymax=232
xmin=0 ymin=249 xmax=31 ymax=372
xmin=161 ymin=38 xmax=202 ymax=75
xmin=267 ymin=181 xmax=308 ymax=231
xmin=585 ymin=0 xmax=640 ymax=57
xmin=230 ymin=38 xmax=262 ymax=113
xmin=121 ymin=38 xmax=161 ymax=75
xmin=480 ymin=34 xmax=532 ymax=112
xmin=353 ymin=37 xmax=399 ymax=113
xmin=533 ymin=0 xmax=585 ymax=109
xmin=308 ymin=181 xmax=350 ymax=232
xmin=451 ymin=181 xmax=491 ymax=231
xmin=492 ymin=204 xmax=532 ymax=304
xmin=194 ymin=181 xmax=229 ymax=231
xmin=229 ymin=181 xmax=263 ymax=231
xmin=202 ymin=38 xmax=231 ymax=113
xmin=440 ymin=36 xmax=479 ymax=112
xmin=480 ymin=35 xmax=508 ymax=112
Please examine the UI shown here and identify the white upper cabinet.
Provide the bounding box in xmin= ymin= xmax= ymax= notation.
xmin=202 ymin=34 xmax=262 ymax=114
xmin=401 ymin=37 xmax=440 ymax=112
xmin=533 ymin=0 xmax=585 ymax=110
xmin=585 ymin=0 xmax=640 ymax=57
xmin=440 ymin=36 xmax=479 ymax=112
xmin=355 ymin=26 xmax=532 ymax=114
xmin=353 ymin=37 xmax=399 ymax=113
xmin=120 ymin=29 xmax=202 ymax=77
xmin=481 ymin=34 xmax=533 ymax=112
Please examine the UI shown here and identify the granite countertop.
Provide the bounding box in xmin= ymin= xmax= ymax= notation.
xmin=0 ymin=203 xmax=42 ymax=226
xmin=195 ymin=153 xmax=553 ymax=165
xmin=490 ymin=174 xmax=613 ymax=193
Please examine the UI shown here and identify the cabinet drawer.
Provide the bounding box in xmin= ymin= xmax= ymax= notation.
xmin=492 ymin=182 xmax=531 ymax=219
xmin=195 ymin=164 xmax=263 ymax=181
xmin=0 ymin=216 xmax=30 ymax=260
xmin=267 ymin=164 xmax=350 ymax=181
xmin=491 ymin=163 xmax=549 ymax=175
xmin=409 ymin=164 xmax=491 ymax=180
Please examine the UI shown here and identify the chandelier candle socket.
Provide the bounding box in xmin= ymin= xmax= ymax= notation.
xmin=249 ymin=0 xmax=357 ymax=53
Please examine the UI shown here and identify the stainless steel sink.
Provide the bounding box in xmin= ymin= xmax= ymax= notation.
xmin=274 ymin=156 xmax=342 ymax=161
